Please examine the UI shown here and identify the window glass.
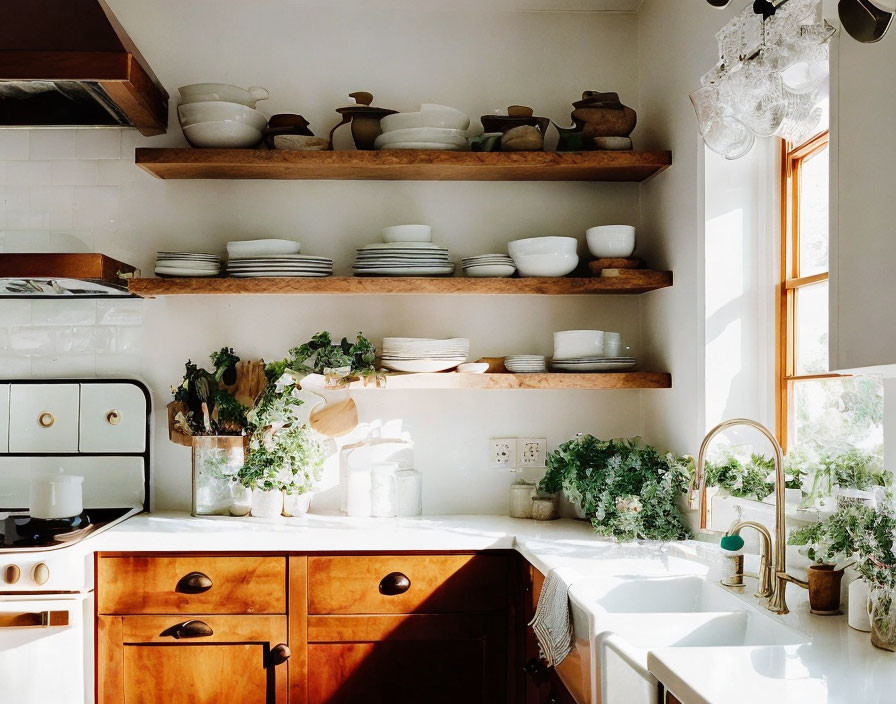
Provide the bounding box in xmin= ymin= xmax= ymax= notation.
xmin=798 ymin=148 xmax=829 ymax=277
xmin=794 ymin=281 xmax=828 ymax=375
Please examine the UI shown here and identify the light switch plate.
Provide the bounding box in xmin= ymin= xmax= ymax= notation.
xmin=518 ymin=438 xmax=547 ymax=468
xmin=489 ymin=438 xmax=517 ymax=469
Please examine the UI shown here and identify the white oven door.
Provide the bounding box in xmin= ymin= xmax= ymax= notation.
xmin=0 ymin=593 xmax=91 ymax=704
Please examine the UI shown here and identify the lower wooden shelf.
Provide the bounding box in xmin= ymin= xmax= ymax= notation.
xmin=342 ymin=372 xmax=671 ymax=390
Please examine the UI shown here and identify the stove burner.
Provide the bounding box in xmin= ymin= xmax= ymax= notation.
xmin=0 ymin=508 xmax=130 ymax=549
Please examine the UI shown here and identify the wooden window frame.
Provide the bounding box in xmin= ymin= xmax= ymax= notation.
xmin=776 ymin=130 xmax=843 ymax=452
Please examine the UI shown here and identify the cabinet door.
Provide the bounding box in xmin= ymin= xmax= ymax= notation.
xmin=0 ymin=384 xmax=8 ymax=453
xmin=79 ymin=383 xmax=146 ymax=453
xmin=306 ymin=613 xmax=505 ymax=704
xmin=97 ymin=614 xmax=288 ymax=704
xmin=9 ymin=384 xmax=79 ymax=453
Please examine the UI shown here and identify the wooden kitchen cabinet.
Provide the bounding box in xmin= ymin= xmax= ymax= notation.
xmin=96 ymin=614 xmax=289 ymax=704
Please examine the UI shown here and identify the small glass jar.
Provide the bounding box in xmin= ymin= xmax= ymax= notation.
xmin=191 ymin=436 xmax=247 ymax=516
xmin=509 ymin=481 xmax=536 ymax=519
xmin=870 ymin=587 xmax=896 ymax=651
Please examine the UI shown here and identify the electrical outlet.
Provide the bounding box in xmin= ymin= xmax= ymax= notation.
xmin=489 ymin=438 xmax=517 ymax=469
xmin=518 ymin=438 xmax=547 ymax=468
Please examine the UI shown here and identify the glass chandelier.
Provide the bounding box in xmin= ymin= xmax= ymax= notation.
xmin=691 ymin=0 xmax=835 ymax=159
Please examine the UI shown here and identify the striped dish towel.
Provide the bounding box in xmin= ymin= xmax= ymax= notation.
xmin=528 ymin=568 xmax=577 ymax=667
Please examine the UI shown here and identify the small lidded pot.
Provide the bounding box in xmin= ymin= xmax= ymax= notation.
xmin=532 ymin=493 xmax=560 ymax=521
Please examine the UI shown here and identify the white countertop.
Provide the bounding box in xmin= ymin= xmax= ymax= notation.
xmin=89 ymin=512 xmax=896 ymax=704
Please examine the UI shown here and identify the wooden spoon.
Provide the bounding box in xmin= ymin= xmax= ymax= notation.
xmin=310 ymin=396 xmax=359 ymax=438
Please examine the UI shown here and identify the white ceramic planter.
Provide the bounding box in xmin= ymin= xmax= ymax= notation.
xmin=282 ymin=491 xmax=313 ymax=517
xmin=250 ymin=488 xmax=283 ymax=518
xmin=849 ymin=578 xmax=872 ymax=632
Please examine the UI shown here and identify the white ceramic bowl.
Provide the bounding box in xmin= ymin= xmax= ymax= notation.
xmin=380 ymin=104 xmax=470 ymax=133
xmin=457 ymin=363 xmax=489 ymax=374
xmin=553 ymin=330 xmax=606 ymax=359
xmin=463 ymin=264 xmax=516 ymax=278
xmin=375 ymin=128 xmax=469 ymax=149
xmin=508 ymin=236 xmax=578 ymax=257
xmin=178 ymin=84 xmax=269 ymax=108
xmin=178 ymin=101 xmax=267 ymax=130
xmin=382 ymin=225 xmax=433 ymax=243
xmin=227 ymin=239 xmax=301 ymax=258
xmin=511 ymin=253 xmax=579 ymax=277
xmin=586 ymin=225 xmax=636 ymax=258
xmin=182 ymin=120 xmax=263 ymax=148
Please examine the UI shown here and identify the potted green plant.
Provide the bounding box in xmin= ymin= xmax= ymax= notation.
xmin=538 ymin=434 xmax=691 ymax=541
xmin=792 ymin=448 xmax=892 ymax=510
xmin=703 ymin=452 xmax=804 ymax=504
xmin=850 ymin=503 xmax=896 ymax=651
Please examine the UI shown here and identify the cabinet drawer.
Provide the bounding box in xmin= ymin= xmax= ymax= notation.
xmin=9 ymin=384 xmax=79 ymax=453
xmin=97 ymin=555 xmax=286 ymax=615
xmin=307 ymin=554 xmax=508 ymax=614
xmin=79 ymin=383 xmax=147 ymax=453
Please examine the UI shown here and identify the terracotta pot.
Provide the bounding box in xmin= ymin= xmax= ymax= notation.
xmin=808 ymin=564 xmax=844 ymax=615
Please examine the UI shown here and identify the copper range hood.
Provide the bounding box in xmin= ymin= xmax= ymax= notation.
xmin=0 ymin=0 xmax=168 ymax=135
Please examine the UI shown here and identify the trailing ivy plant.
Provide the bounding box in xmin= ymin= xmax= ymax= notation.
xmin=538 ymin=434 xmax=692 ymax=542
xmin=703 ymin=452 xmax=804 ymax=503
xmin=270 ymin=331 xmax=382 ymax=386
xmin=238 ymin=424 xmax=325 ymax=494
xmin=789 ymin=448 xmax=893 ymax=508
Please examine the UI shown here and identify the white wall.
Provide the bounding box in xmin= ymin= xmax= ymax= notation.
xmin=0 ymin=2 xmax=658 ymax=514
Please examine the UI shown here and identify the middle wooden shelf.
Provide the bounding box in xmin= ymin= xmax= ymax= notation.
xmin=128 ymin=271 xmax=672 ymax=297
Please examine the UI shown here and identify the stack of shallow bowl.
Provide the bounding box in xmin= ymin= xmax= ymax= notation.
xmin=178 ymin=83 xmax=269 ymax=148
xmin=155 ymin=252 xmax=222 ymax=278
xmin=508 ymin=237 xmax=579 ymax=278
xmin=504 ymin=355 xmax=546 ymax=373
xmin=551 ymin=330 xmax=636 ymax=372
xmin=380 ymin=338 xmax=470 ymax=373
xmin=225 ymin=238 xmax=333 ymax=277
xmin=461 ymin=254 xmax=516 ymax=278
xmin=374 ymin=104 xmax=471 ymax=151
xmin=353 ymin=225 xmax=454 ymax=277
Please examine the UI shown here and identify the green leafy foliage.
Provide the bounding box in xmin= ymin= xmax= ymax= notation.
xmin=238 ymin=424 xmax=325 ymax=493
xmin=538 ymin=434 xmax=692 ymax=542
xmin=285 ymin=331 xmax=380 ymax=382
xmin=789 ymin=448 xmax=893 ymax=508
xmin=172 ymin=348 xmax=245 ymax=435
xmin=703 ymin=452 xmax=803 ymax=502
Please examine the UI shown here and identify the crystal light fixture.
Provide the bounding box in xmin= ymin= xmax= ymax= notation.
xmin=692 ymin=0 xmax=835 ymax=159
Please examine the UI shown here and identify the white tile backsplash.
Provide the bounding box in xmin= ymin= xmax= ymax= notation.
xmin=73 ymin=130 xmax=123 ymax=160
xmin=0 ymin=132 xmax=29 ymax=161
xmin=29 ymin=130 xmax=75 ymax=160
xmin=9 ymin=326 xmax=54 ymax=354
xmin=51 ymin=160 xmax=100 ymax=186
xmin=0 ymin=354 xmax=31 ymax=378
xmin=0 ymin=301 xmax=31 ymax=327
xmin=7 ymin=160 xmax=51 ymax=186
xmin=97 ymin=300 xmax=143 ymax=326
xmin=31 ymin=354 xmax=95 ymax=378
xmin=31 ymin=300 xmax=96 ymax=326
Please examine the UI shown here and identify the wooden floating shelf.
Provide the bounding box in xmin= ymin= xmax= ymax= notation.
xmin=134 ymin=148 xmax=672 ymax=182
xmin=128 ymin=272 xmax=672 ymax=297
xmin=341 ymin=372 xmax=671 ymax=391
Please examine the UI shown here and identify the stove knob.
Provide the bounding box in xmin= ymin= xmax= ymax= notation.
xmin=32 ymin=563 xmax=49 ymax=586
xmin=3 ymin=564 xmax=20 ymax=584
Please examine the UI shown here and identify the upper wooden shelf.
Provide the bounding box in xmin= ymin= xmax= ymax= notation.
xmin=334 ymin=372 xmax=671 ymax=391
xmin=134 ymin=148 xmax=672 ymax=182
xmin=128 ymin=272 xmax=672 ymax=297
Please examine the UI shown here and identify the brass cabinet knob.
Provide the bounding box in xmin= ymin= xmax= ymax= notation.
xmin=3 ymin=565 xmax=20 ymax=585
xmin=37 ymin=412 xmax=55 ymax=428
xmin=106 ymin=410 xmax=122 ymax=425
xmin=32 ymin=563 xmax=50 ymax=586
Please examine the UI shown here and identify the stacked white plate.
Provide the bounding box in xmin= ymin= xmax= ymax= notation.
xmin=226 ymin=255 xmax=333 ymax=278
xmin=155 ymin=252 xmax=222 ymax=277
xmin=551 ymin=357 xmax=637 ymax=372
xmin=226 ymin=239 xmax=301 ymax=259
xmin=462 ymin=254 xmax=516 ymax=278
xmin=380 ymin=337 xmax=470 ymax=373
xmin=505 ymin=355 xmax=546 ymax=373
xmin=375 ymin=104 xmax=471 ymax=151
xmin=353 ymin=242 xmax=455 ymax=277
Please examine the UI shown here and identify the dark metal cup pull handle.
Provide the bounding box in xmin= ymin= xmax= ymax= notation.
xmin=270 ymin=643 xmax=291 ymax=666
xmin=176 ymin=571 xmax=213 ymax=594
xmin=173 ymin=620 xmax=213 ymax=639
xmin=378 ymin=571 xmax=411 ymax=596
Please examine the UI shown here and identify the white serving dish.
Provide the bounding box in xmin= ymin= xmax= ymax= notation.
xmin=586 ymin=225 xmax=636 ymax=258
xmin=381 ymin=225 xmax=433 ymax=243
xmin=380 ymin=104 xmax=470 ymax=132
xmin=362 ymin=241 xmax=441 ymax=250
xmin=375 ymin=127 xmax=468 ymax=149
xmin=377 ymin=141 xmax=469 ymax=151
xmin=226 ymin=239 xmax=301 ymax=258
xmin=508 ymin=236 xmax=578 ymax=257
xmin=554 ymin=330 xmax=606 ymax=359
xmin=182 ymin=120 xmax=263 ymax=149
xmin=178 ymin=101 xmax=267 ymax=129
xmin=511 ymin=252 xmax=578 ymax=277
xmin=156 ymin=259 xmax=220 ymax=271
xmin=457 ymin=363 xmax=489 ymax=374
xmin=178 ymin=83 xmax=269 ymax=108
xmin=381 ymin=358 xmax=467 ymax=373
xmin=463 ymin=264 xmax=516 ymax=278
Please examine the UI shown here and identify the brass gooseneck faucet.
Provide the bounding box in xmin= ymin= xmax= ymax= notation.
xmin=693 ymin=418 xmax=808 ymax=615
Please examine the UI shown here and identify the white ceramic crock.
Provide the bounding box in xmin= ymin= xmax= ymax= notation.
xmin=250 ymin=488 xmax=283 ymax=518
xmin=30 ymin=472 xmax=84 ymax=519
xmin=282 ymin=491 xmax=313 ymax=517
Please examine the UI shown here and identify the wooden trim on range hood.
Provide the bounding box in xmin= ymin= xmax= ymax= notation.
xmin=0 ymin=0 xmax=168 ymax=135
xmin=0 ymin=254 xmax=138 ymax=288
